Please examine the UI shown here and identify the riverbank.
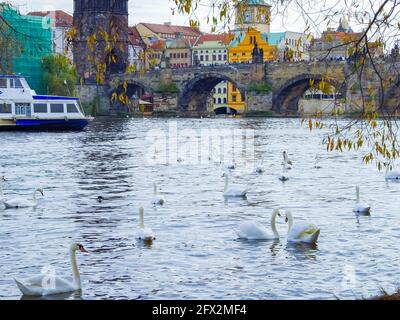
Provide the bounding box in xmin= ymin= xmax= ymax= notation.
xmin=373 ymin=290 xmax=400 ymax=300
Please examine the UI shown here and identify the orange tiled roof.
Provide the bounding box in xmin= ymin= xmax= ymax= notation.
xmin=128 ymin=26 xmax=144 ymax=46
xmin=195 ymin=33 xmax=233 ymax=45
xmin=28 ymin=10 xmax=73 ymax=28
xmin=140 ymin=22 xmax=202 ymax=38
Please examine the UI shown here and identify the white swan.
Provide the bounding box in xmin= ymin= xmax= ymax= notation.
xmin=151 ymin=183 xmax=165 ymax=206
xmin=14 ymin=243 xmax=87 ymax=296
xmin=234 ymin=209 xmax=281 ymax=240
xmin=282 ymin=151 xmax=293 ymax=169
xmin=1 ymin=187 xmax=44 ymax=209
xmin=385 ymin=165 xmax=400 ymax=181
xmin=136 ymin=207 xmax=156 ymax=241
xmin=353 ymin=186 xmax=371 ymax=215
xmin=222 ymin=173 xmax=249 ymax=198
xmin=279 ymin=165 xmax=290 ymax=182
xmin=255 ymin=159 xmax=265 ymax=174
xmin=285 ymin=210 xmax=320 ymax=244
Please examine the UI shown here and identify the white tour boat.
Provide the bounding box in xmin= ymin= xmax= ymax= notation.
xmin=0 ymin=75 xmax=92 ymax=131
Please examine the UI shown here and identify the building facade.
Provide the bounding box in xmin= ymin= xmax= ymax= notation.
xmin=268 ymin=31 xmax=310 ymax=62
xmin=309 ymin=18 xmax=361 ymax=61
xmin=128 ymin=26 xmax=145 ymax=72
xmin=28 ymin=10 xmax=73 ymax=61
xmin=165 ymin=33 xmax=193 ymax=68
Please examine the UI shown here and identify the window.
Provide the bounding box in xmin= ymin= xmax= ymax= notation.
xmin=10 ymin=78 xmax=23 ymax=88
xmin=67 ymin=104 xmax=79 ymax=113
xmin=218 ymin=55 xmax=222 ymax=61
xmin=185 ymin=53 xmax=188 ymax=58
xmin=223 ymin=88 xmax=227 ymax=94
xmin=218 ymin=98 xmax=222 ymax=104
xmin=200 ymin=55 xmax=204 ymax=61
xmin=0 ymin=78 xmax=7 ymax=88
xmin=50 ymin=104 xmax=64 ymax=113
xmin=33 ymin=103 xmax=48 ymax=113
xmin=224 ymin=54 xmax=227 ymax=60
xmin=232 ymin=85 xmax=237 ymax=92
xmin=232 ymin=95 xmax=237 ymax=102
xmin=0 ymin=103 xmax=11 ymax=113
xmin=213 ymin=98 xmax=216 ymax=104
xmin=212 ymin=55 xmax=217 ymax=61
xmin=218 ymin=88 xmax=222 ymax=94
xmin=205 ymin=55 xmax=209 ymax=61
xmin=223 ymin=98 xmax=227 ymax=104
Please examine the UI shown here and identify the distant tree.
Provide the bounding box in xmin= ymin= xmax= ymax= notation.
xmin=42 ymin=54 xmax=77 ymax=96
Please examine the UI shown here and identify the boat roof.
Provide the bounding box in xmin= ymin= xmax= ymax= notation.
xmin=0 ymin=74 xmax=25 ymax=79
xmin=33 ymin=95 xmax=80 ymax=101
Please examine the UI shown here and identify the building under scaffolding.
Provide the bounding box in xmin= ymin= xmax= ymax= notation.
xmin=0 ymin=3 xmax=52 ymax=93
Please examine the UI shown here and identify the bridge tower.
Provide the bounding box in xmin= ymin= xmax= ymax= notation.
xmin=73 ymin=0 xmax=129 ymax=83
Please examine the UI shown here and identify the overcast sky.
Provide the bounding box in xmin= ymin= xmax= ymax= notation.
xmin=12 ymin=0 xmax=319 ymax=33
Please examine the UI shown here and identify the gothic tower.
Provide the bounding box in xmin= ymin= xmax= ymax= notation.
xmin=73 ymin=0 xmax=129 ymax=82
xmin=234 ymin=0 xmax=271 ymax=34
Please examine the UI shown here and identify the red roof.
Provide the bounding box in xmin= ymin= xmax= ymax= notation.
xmin=128 ymin=26 xmax=144 ymax=46
xmin=140 ymin=22 xmax=202 ymax=38
xmin=28 ymin=10 xmax=73 ymax=28
xmin=195 ymin=33 xmax=233 ymax=45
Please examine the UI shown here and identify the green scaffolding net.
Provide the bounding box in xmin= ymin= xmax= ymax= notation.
xmin=0 ymin=3 xmax=52 ymax=94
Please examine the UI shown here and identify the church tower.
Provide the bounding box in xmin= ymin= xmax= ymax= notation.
xmin=73 ymin=0 xmax=129 ymax=82
xmin=234 ymin=0 xmax=271 ymax=34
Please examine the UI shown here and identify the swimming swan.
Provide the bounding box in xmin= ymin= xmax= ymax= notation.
xmin=151 ymin=183 xmax=165 ymax=206
xmin=282 ymin=151 xmax=293 ymax=169
xmin=285 ymin=210 xmax=320 ymax=244
xmin=385 ymin=165 xmax=400 ymax=181
xmin=135 ymin=207 xmax=156 ymax=241
xmin=352 ymin=186 xmax=371 ymax=215
xmin=1 ymin=188 xmax=44 ymax=209
xmin=14 ymin=243 xmax=87 ymax=296
xmin=234 ymin=209 xmax=281 ymax=240
xmin=222 ymin=173 xmax=249 ymax=198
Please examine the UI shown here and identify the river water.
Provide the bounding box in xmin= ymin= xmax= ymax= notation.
xmin=1 ymin=117 xmax=399 ymax=300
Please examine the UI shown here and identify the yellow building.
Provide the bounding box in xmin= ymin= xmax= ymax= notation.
xmin=227 ymin=28 xmax=277 ymax=111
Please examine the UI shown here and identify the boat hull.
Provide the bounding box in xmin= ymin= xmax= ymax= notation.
xmin=0 ymin=118 xmax=91 ymax=131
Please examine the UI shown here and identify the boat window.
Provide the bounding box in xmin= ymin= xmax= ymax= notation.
xmin=0 ymin=103 xmax=12 ymax=113
xmin=33 ymin=103 xmax=48 ymax=113
xmin=10 ymin=78 xmax=23 ymax=88
xmin=0 ymin=79 xmax=7 ymax=88
xmin=67 ymin=104 xmax=79 ymax=113
xmin=50 ymin=104 xmax=64 ymax=113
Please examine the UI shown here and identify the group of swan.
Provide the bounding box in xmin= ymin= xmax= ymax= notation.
xmin=235 ymin=209 xmax=320 ymax=244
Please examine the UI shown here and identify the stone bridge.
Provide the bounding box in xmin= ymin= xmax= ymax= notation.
xmin=79 ymin=59 xmax=400 ymax=116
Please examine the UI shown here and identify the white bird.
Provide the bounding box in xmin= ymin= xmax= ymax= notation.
xmin=352 ymin=186 xmax=371 ymax=215
xmin=279 ymin=165 xmax=290 ymax=182
xmin=14 ymin=243 xmax=88 ymax=296
xmin=1 ymin=187 xmax=44 ymax=209
xmin=255 ymin=159 xmax=265 ymax=174
xmin=135 ymin=207 xmax=156 ymax=241
xmin=282 ymin=151 xmax=293 ymax=170
xmin=314 ymin=155 xmax=322 ymax=169
xmin=285 ymin=210 xmax=320 ymax=244
xmin=222 ymin=173 xmax=249 ymax=198
xmin=151 ymin=183 xmax=165 ymax=206
xmin=385 ymin=165 xmax=400 ymax=181
xmin=234 ymin=209 xmax=281 ymax=240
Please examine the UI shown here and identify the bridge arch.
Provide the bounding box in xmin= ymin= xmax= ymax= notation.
xmin=178 ymin=73 xmax=246 ymax=116
xmin=108 ymin=80 xmax=153 ymax=112
xmin=273 ymin=74 xmax=346 ymax=114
